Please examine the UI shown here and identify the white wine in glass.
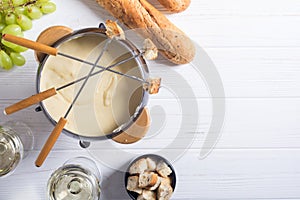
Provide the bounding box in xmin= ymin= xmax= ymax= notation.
xmin=0 ymin=121 xmax=33 ymax=178
xmin=47 ymin=157 xmax=101 ymax=200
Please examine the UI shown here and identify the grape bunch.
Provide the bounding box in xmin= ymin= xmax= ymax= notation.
xmin=0 ymin=0 xmax=56 ymax=71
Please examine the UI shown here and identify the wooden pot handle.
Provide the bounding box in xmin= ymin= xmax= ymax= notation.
xmin=4 ymin=87 xmax=57 ymax=115
xmin=113 ymin=108 xmax=150 ymax=144
xmin=35 ymin=117 xmax=67 ymax=167
xmin=35 ymin=26 xmax=73 ymax=63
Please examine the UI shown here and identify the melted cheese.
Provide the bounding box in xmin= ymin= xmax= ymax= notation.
xmin=39 ymin=34 xmax=143 ymax=137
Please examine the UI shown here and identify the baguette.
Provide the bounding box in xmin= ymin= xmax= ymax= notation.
xmin=96 ymin=0 xmax=195 ymax=64
xmin=157 ymin=0 xmax=191 ymax=13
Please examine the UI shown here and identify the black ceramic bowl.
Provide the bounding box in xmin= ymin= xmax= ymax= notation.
xmin=124 ymin=154 xmax=176 ymax=200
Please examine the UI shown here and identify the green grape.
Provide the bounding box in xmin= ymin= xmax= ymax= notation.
xmin=2 ymin=39 xmax=19 ymax=50
xmin=1 ymin=25 xmax=27 ymax=52
xmin=37 ymin=0 xmax=50 ymax=2
xmin=3 ymin=42 xmax=27 ymax=52
xmin=0 ymin=23 xmax=6 ymax=33
xmin=10 ymin=52 xmax=25 ymax=66
xmin=40 ymin=2 xmax=56 ymax=14
xmin=15 ymin=6 xmax=27 ymax=15
xmin=0 ymin=0 xmax=56 ymax=71
xmin=0 ymin=50 xmax=13 ymax=70
xmin=5 ymin=13 xmax=17 ymax=25
xmin=2 ymin=24 xmax=22 ymax=34
xmin=12 ymin=0 xmax=26 ymax=7
xmin=2 ymin=31 xmax=24 ymax=50
xmin=27 ymin=6 xmax=43 ymax=19
xmin=11 ymin=44 xmax=27 ymax=52
xmin=16 ymin=14 xmax=32 ymax=30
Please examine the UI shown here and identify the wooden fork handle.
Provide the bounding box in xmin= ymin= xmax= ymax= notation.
xmin=2 ymin=34 xmax=58 ymax=56
xmin=35 ymin=117 xmax=67 ymax=167
xmin=4 ymin=87 xmax=57 ymax=115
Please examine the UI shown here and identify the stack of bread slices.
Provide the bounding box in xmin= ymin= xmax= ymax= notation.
xmin=127 ymin=157 xmax=174 ymax=200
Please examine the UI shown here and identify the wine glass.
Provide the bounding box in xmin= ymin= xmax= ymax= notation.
xmin=47 ymin=156 xmax=101 ymax=200
xmin=0 ymin=121 xmax=34 ymax=177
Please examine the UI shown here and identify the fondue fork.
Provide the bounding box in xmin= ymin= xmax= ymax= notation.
xmin=2 ymin=34 xmax=146 ymax=84
xmin=56 ymin=52 xmax=147 ymax=91
xmin=3 ymin=34 xmax=149 ymax=115
xmin=35 ymin=38 xmax=112 ymax=167
xmin=4 ymin=52 xmax=147 ymax=115
xmin=3 ymin=30 xmax=161 ymax=167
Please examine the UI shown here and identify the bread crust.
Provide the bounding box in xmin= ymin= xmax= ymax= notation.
xmin=138 ymin=190 xmax=156 ymax=200
xmin=96 ymin=0 xmax=195 ymax=64
xmin=139 ymin=172 xmax=159 ymax=188
xmin=156 ymin=161 xmax=172 ymax=178
xmin=157 ymin=0 xmax=191 ymax=13
xmin=127 ymin=175 xmax=143 ymax=194
xmin=157 ymin=182 xmax=173 ymax=200
xmin=129 ymin=158 xmax=148 ymax=174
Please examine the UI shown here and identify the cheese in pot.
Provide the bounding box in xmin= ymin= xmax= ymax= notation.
xmin=39 ymin=34 xmax=144 ymax=137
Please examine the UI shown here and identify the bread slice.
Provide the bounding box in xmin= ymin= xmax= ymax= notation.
xmin=160 ymin=177 xmax=171 ymax=186
xmin=146 ymin=157 xmax=157 ymax=171
xmin=146 ymin=176 xmax=161 ymax=191
xmin=143 ymin=39 xmax=158 ymax=61
xmin=139 ymin=172 xmax=159 ymax=188
xmin=105 ymin=19 xmax=125 ymax=40
xmin=157 ymin=182 xmax=173 ymax=200
xmin=137 ymin=190 xmax=156 ymax=200
xmin=127 ymin=175 xmax=143 ymax=194
xmin=156 ymin=161 xmax=172 ymax=178
xmin=129 ymin=158 xmax=148 ymax=174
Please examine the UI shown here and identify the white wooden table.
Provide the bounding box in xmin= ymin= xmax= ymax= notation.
xmin=1 ymin=0 xmax=300 ymax=199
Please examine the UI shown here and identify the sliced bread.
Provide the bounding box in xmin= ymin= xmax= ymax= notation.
xmin=127 ymin=175 xmax=143 ymax=194
xmin=157 ymin=182 xmax=173 ymax=200
xmin=146 ymin=157 xmax=157 ymax=171
xmin=156 ymin=161 xmax=172 ymax=178
xmin=137 ymin=189 xmax=156 ymax=200
xmin=129 ymin=158 xmax=148 ymax=175
xmin=146 ymin=176 xmax=161 ymax=191
xmin=139 ymin=172 xmax=159 ymax=188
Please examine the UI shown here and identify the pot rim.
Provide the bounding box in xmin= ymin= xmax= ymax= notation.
xmin=36 ymin=27 xmax=149 ymax=141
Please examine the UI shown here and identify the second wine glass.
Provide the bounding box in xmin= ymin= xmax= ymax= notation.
xmin=47 ymin=156 xmax=101 ymax=200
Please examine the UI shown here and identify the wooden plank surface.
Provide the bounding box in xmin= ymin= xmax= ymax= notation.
xmin=1 ymin=150 xmax=300 ymax=199
xmin=1 ymin=0 xmax=300 ymax=199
